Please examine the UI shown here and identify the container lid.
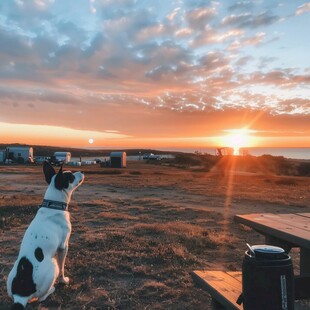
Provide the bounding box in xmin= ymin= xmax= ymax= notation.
xmin=251 ymin=245 xmax=285 ymax=259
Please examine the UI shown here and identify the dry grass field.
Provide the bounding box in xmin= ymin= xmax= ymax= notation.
xmin=0 ymin=159 xmax=310 ymax=309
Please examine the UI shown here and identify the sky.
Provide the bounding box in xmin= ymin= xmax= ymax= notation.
xmin=0 ymin=0 xmax=309 ymax=150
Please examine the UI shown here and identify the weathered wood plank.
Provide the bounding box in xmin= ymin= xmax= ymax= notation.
xmin=228 ymin=271 xmax=242 ymax=282
xmin=235 ymin=213 xmax=310 ymax=233
xmin=297 ymin=213 xmax=310 ymax=219
xmin=261 ymin=213 xmax=310 ymax=232
xmin=192 ymin=270 xmax=243 ymax=310
xmin=234 ymin=213 xmax=310 ymax=249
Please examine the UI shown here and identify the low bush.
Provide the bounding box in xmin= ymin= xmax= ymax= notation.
xmin=297 ymin=162 xmax=310 ymax=176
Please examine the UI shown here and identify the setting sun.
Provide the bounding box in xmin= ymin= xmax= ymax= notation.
xmin=218 ymin=129 xmax=254 ymax=155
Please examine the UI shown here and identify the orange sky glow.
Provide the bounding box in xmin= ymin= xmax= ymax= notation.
xmin=0 ymin=1 xmax=309 ymax=151
xmin=1 ymin=121 xmax=309 ymax=150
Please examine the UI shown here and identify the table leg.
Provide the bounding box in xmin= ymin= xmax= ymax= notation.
xmin=265 ymin=235 xmax=292 ymax=253
xmin=295 ymin=276 xmax=310 ymax=299
xmin=300 ymin=248 xmax=310 ymax=276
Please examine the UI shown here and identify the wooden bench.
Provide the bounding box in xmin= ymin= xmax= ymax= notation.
xmin=192 ymin=270 xmax=243 ymax=309
xmin=192 ymin=270 xmax=309 ymax=310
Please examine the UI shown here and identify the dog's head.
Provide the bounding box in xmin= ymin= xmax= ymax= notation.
xmin=43 ymin=161 xmax=84 ymax=204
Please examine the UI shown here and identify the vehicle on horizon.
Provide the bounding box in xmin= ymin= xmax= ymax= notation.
xmin=143 ymin=153 xmax=162 ymax=160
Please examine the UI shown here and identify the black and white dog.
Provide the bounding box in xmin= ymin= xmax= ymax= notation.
xmin=7 ymin=161 xmax=84 ymax=309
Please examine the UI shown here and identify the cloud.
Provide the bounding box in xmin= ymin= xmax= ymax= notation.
xmin=174 ymin=28 xmax=193 ymax=38
xmin=0 ymin=28 xmax=31 ymax=58
xmin=228 ymin=32 xmax=266 ymax=51
xmin=82 ymin=33 xmax=106 ymax=57
xmin=186 ymin=7 xmax=217 ymax=30
xmin=190 ymin=26 xmax=245 ymax=47
xmin=221 ymin=11 xmax=280 ymax=29
xmin=198 ymin=51 xmax=230 ymax=72
xmin=245 ymin=70 xmax=310 ymax=88
xmin=228 ymin=1 xmax=255 ymax=12
xmin=0 ymin=84 xmax=83 ymax=105
xmin=0 ymin=0 xmax=308 ymax=146
xmin=276 ymin=98 xmax=310 ymax=114
xmin=235 ymin=55 xmax=253 ymax=66
xmin=135 ymin=23 xmax=169 ymax=43
xmin=145 ymin=65 xmax=176 ymax=81
xmin=167 ymin=7 xmax=181 ymax=22
xmin=258 ymin=56 xmax=277 ymax=68
xmin=0 ymin=1 xmax=52 ymax=29
xmin=296 ymin=3 xmax=310 ymax=15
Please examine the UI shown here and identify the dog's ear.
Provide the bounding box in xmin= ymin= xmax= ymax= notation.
xmin=43 ymin=161 xmax=56 ymax=184
xmin=54 ymin=163 xmax=64 ymax=190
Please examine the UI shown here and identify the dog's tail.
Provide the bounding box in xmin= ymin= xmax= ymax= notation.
xmin=11 ymin=302 xmax=25 ymax=310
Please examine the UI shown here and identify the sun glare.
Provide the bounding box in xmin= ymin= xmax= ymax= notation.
xmin=219 ymin=129 xmax=253 ymax=155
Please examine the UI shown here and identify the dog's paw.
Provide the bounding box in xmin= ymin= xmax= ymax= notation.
xmin=59 ymin=276 xmax=70 ymax=285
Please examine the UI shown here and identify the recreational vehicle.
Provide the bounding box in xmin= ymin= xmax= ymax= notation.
xmin=53 ymin=152 xmax=71 ymax=164
xmin=6 ymin=146 xmax=34 ymax=163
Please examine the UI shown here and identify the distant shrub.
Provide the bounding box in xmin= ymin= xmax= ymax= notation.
xmin=297 ymin=162 xmax=310 ymax=176
xmin=152 ymin=152 xmax=301 ymax=176
xmin=200 ymin=154 xmax=218 ymax=171
xmin=168 ymin=154 xmax=217 ymax=172
xmin=259 ymin=155 xmax=294 ymax=175
xmin=173 ymin=154 xmax=202 ymax=166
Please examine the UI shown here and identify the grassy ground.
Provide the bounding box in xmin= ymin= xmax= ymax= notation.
xmin=0 ymin=160 xmax=309 ymax=309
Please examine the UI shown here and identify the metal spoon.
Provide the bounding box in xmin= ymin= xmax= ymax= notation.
xmin=246 ymin=243 xmax=255 ymax=256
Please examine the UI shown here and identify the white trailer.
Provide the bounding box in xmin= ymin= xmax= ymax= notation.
xmin=6 ymin=146 xmax=34 ymax=163
xmin=54 ymin=152 xmax=71 ymax=164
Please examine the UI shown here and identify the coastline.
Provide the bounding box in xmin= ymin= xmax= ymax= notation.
xmin=153 ymin=147 xmax=310 ymax=160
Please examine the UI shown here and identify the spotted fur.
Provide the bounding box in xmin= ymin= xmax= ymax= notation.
xmin=7 ymin=161 xmax=84 ymax=309
xmin=12 ymin=257 xmax=36 ymax=297
xmin=34 ymin=247 xmax=44 ymax=262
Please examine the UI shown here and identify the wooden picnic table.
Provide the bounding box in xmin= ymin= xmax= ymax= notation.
xmin=234 ymin=212 xmax=310 ymax=299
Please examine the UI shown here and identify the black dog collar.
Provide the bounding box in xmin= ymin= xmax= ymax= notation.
xmin=41 ymin=199 xmax=68 ymax=211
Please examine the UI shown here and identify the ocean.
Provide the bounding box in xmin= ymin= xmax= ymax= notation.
xmin=167 ymin=147 xmax=310 ymax=160
xmin=74 ymin=147 xmax=310 ymax=161
xmin=244 ymin=148 xmax=310 ymax=160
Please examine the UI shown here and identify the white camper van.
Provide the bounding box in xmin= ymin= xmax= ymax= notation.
xmin=6 ymin=146 xmax=34 ymax=163
xmin=53 ymin=152 xmax=71 ymax=164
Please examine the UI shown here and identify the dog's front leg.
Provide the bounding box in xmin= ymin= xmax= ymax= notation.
xmin=57 ymin=246 xmax=70 ymax=284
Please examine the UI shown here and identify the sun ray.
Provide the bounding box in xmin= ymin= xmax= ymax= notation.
xmin=218 ymin=128 xmax=254 ymax=155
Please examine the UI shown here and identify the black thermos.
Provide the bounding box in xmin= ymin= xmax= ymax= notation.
xmin=242 ymin=245 xmax=294 ymax=310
